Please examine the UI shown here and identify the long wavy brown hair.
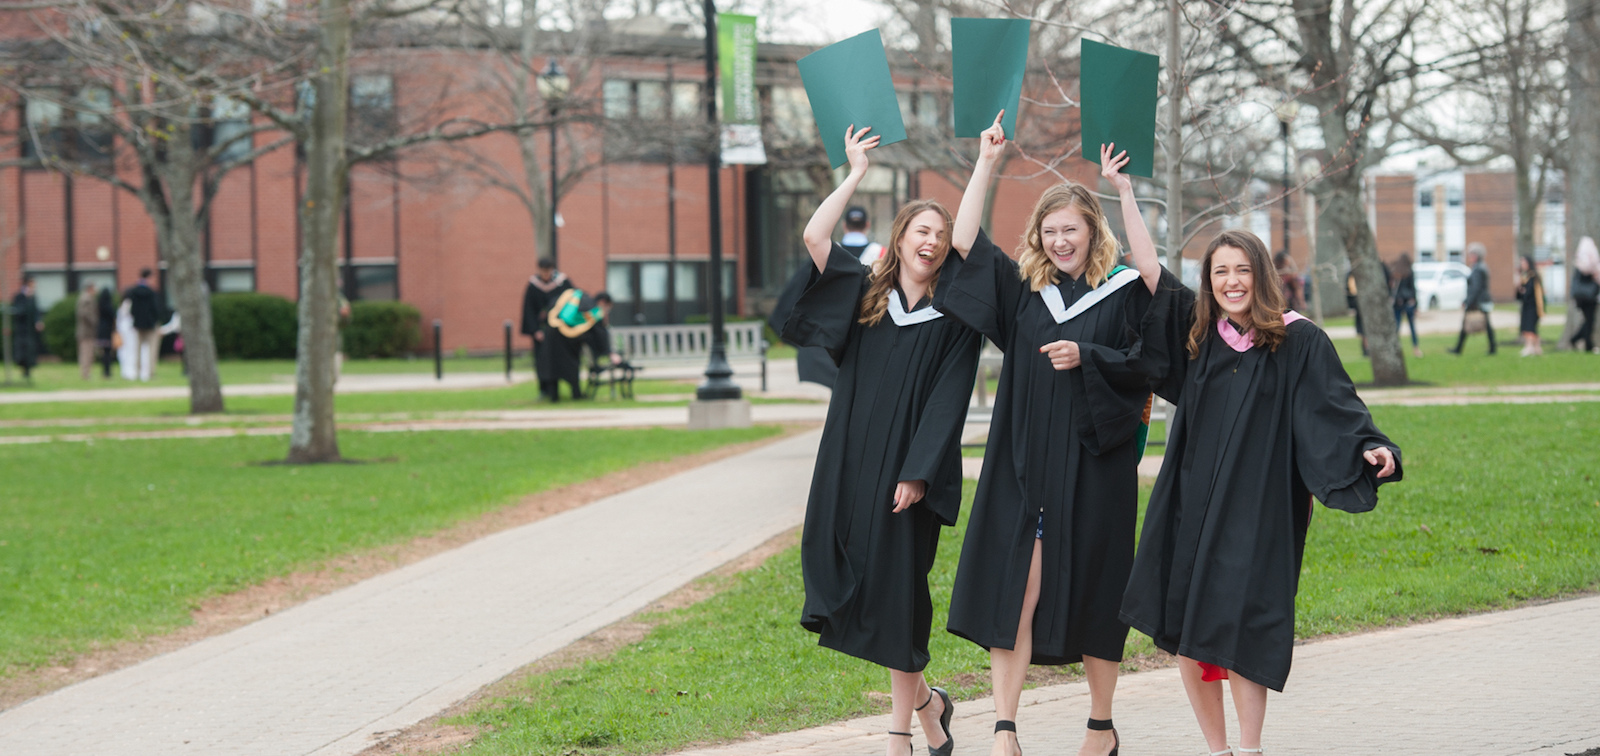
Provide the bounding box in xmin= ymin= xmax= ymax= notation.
xmin=859 ymin=199 xmax=953 ymax=326
xmin=1186 ymin=229 xmax=1289 ymax=358
xmin=1016 ymin=182 xmax=1120 ymax=292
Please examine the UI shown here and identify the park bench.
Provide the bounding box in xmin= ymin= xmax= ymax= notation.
xmin=596 ymin=322 xmax=768 ymax=398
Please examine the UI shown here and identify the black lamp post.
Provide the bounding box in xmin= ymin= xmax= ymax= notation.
xmin=696 ymin=0 xmax=742 ymax=401
xmin=538 ymin=58 xmax=569 ymax=266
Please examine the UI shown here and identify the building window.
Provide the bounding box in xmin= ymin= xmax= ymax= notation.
xmin=1446 ymin=185 xmax=1463 ymax=207
xmin=25 ymin=270 xmax=69 ymax=310
xmin=343 ymin=261 xmax=397 ymax=301
xmin=603 ymin=80 xmax=631 ymax=119
xmin=350 ymin=74 xmax=396 ymax=143
xmin=210 ymin=95 xmax=252 ymax=163
xmin=22 ymin=93 xmax=65 ymax=162
xmin=210 ymin=266 xmax=256 ymax=293
xmin=672 ymin=82 xmax=700 ymax=120
xmin=1418 ymin=188 xmax=1433 ymax=207
xmin=75 ymin=86 xmax=114 ymax=162
xmin=768 ymin=86 xmax=815 ymax=146
xmin=636 ymin=80 xmax=666 ymax=120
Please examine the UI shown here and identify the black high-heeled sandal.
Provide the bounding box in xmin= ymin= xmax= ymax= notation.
xmin=1087 ymin=718 xmax=1119 ymax=756
xmin=994 ymin=720 xmax=1020 ymax=756
xmin=915 ymin=687 xmax=954 ymax=756
xmin=888 ymin=731 xmax=914 ymax=756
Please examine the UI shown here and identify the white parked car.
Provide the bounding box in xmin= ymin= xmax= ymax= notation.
xmin=1413 ymin=261 xmax=1472 ymax=312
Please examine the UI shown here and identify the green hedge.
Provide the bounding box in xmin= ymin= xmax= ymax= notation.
xmin=212 ymin=293 xmax=298 ymax=359
xmin=344 ymin=301 xmax=421 ymax=358
xmin=42 ymin=296 xmax=79 ymax=360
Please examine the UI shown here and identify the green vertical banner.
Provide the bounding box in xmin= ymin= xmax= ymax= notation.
xmin=718 ymin=13 xmax=767 ymax=164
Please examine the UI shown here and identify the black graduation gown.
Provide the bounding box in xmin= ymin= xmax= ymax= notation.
xmin=10 ymin=292 xmax=41 ymax=368
xmin=548 ymin=299 xmax=610 ymax=395
xmin=943 ymin=230 xmax=1154 ymax=665
xmin=1517 ymin=273 xmax=1544 ymax=334
xmin=522 ymin=275 xmax=571 ymax=384
xmin=784 ymin=243 xmax=981 ymax=673
xmin=768 ymin=263 xmax=840 ymax=389
xmin=1119 ymin=271 xmax=1404 ymax=691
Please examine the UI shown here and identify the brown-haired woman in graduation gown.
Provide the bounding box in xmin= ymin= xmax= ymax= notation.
xmin=784 ymin=126 xmax=980 ymax=756
xmin=944 ymin=119 xmax=1156 ymax=756
xmin=1119 ymin=223 xmax=1402 ymax=756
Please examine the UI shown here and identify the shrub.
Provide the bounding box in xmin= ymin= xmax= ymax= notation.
xmin=344 ymin=301 xmax=421 ymax=358
xmin=42 ymin=296 xmax=79 ymax=360
xmin=212 ymin=293 xmax=298 ymax=359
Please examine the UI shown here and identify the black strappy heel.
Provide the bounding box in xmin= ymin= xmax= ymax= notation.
xmin=1087 ymin=718 xmax=1119 ymax=756
xmin=994 ymin=720 xmax=1020 ymax=756
xmin=916 ymin=687 xmax=954 ymax=756
xmin=888 ymin=731 xmax=914 ymax=756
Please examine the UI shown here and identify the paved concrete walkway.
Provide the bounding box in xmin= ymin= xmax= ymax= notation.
xmin=673 ymin=595 xmax=1600 ymax=756
xmin=0 ymin=430 xmax=821 ymax=756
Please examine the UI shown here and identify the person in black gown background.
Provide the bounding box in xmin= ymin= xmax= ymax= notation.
xmin=521 ymin=259 xmax=571 ymax=401
xmin=1515 ymin=254 xmax=1545 ymax=356
xmin=943 ymin=116 xmax=1155 ymax=756
xmin=784 ymin=125 xmax=978 ymax=756
xmin=1119 ymin=228 xmax=1401 ymax=756
xmin=544 ymin=289 xmax=616 ymax=399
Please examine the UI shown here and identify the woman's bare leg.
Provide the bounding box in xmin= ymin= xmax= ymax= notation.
xmin=1227 ymin=673 xmax=1269 ymax=752
xmin=989 ymin=539 xmax=1043 ymax=756
xmin=1178 ymin=656 xmax=1229 ymax=754
xmin=886 ymin=671 xmax=949 ymax=754
xmin=1076 ymin=656 xmax=1119 ymax=755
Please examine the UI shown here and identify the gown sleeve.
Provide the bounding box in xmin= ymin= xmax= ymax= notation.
xmin=895 ymin=327 xmax=983 ymax=525
xmin=940 ymin=228 xmax=1025 ymax=349
xmin=1127 ymin=266 xmax=1196 ymax=403
xmin=780 ymin=243 xmax=869 ymax=365
xmin=1289 ymin=321 xmax=1404 ymax=513
xmin=1072 ymin=282 xmax=1159 ymax=453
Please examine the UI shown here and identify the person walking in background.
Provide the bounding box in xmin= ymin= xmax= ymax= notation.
xmin=521 ymin=258 xmax=570 ymax=401
xmin=1449 ymin=243 xmax=1497 ymax=355
xmin=1345 ymin=269 xmax=1366 ymax=356
xmin=1274 ymin=252 xmax=1305 ymax=312
xmin=123 ymin=268 xmax=163 ymax=380
xmin=76 ymin=282 xmax=100 ymax=380
xmin=1570 ymin=237 xmax=1598 ymax=354
xmin=1391 ymin=253 xmax=1422 ymax=358
xmin=95 ymin=283 xmax=116 ymax=378
xmin=10 ymin=276 xmax=42 ymax=381
xmin=839 ymin=205 xmax=886 ymax=266
xmin=1516 ymin=255 xmax=1545 ymax=357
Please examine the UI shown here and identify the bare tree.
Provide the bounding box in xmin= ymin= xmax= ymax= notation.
xmin=1566 ymin=0 xmax=1600 ymax=347
xmin=0 ymin=1 xmax=301 ymax=412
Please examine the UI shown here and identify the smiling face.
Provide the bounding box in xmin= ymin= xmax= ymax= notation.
xmin=1038 ymin=206 xmax=1094 ymax=279
xmin=895 ymin=208 xmax=949 ymax=284
xmin=1210 ymin=245 xmax=1255 ymax=322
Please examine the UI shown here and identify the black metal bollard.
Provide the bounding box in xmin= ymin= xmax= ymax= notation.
xmin=433 ymin=319 xmax=443 ymax=381
xmin=503 ymin=320 xmax=513 ymax=382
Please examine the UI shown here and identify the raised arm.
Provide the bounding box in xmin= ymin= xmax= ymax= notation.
xmin=801 ymin=125 xmax=880 ymax=273
xmin=952 ymin=111 xmax=1008 ymax=257
xmin=1100 ymin=143 xmax=1160 ymax=294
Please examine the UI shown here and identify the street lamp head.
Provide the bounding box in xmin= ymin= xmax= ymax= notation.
xmin=537 ymin=58 xmax=570 ymax=105
xmin=1274 ymin=99 xmax=1301 ymax=124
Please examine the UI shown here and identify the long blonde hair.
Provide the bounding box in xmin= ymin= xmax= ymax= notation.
xmin=1186 ymin=230 xmax=1288 ymax=358
xmin=859 ymin=199 xmax=954 ymax=326
xmin=1015 ymin=182 xmax=1120 ymax=292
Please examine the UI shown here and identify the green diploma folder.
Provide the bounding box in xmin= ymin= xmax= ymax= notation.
xmin=797 ymin=29 xmax=907 ymax=168
xmin=951 ymin=18 xmax=1030 ymax=139
xmin=1079 ymin=39 xmax=1159 ymax=178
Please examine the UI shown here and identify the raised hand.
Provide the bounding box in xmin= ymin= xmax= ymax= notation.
xmin=1100 ymin=142 xmax=1133 ymax=195
xmin=844 ymin=125 xmax=881 ymax=175
xmin=979 ymin=111 xmax=1007 ymax=163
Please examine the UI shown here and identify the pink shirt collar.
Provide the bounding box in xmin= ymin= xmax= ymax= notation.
xmin=1217 ymin=311 xmax=1308 ymax=352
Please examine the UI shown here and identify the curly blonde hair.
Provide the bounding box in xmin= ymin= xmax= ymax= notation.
xmin=1015 ymin=182 xmax=1121 ymax=292
xmin=859 ymin=200 xmax=953 ymax=326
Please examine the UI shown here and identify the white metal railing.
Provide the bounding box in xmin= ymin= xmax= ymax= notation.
xmin=610 ymin=322 xmax=768 ymax=390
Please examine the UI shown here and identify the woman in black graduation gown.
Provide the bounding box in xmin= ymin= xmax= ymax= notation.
xmin=944 ymin=120 xmax=1155 ymax=756
xmin=1118 ymin=222 xmax=1401 ymax=756
xmin=1515 ymin=255 xmax=1545 ymax=356
xmin=784 ymin=126 xmax=979 ymax=756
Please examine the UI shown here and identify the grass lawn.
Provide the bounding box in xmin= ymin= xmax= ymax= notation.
xmin=0 ymin=355 xmax=519 ymax=393
xmin=0 ymin=425 xmax=781 ymax=676
xmin=452 ymin=401 xmax=1600 ymax=756
xmin=1332 ymin=321 xmax=1598 ymax=387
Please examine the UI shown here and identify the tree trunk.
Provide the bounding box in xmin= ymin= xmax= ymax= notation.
xmin=514 ymin=0 xmax=553 ymax=263
xmin=287 ymin=0 xmax=352 ymax=464
xmin=1325 ymin=168 xmax=1409 ymax=385
xmin=154 ymin=126 xmax=225 ymax=413
xmin=1165 ymin=0 xmax=1185 ymax=272
xmin=1565 ymin=0 xmax=1600 ymax=346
